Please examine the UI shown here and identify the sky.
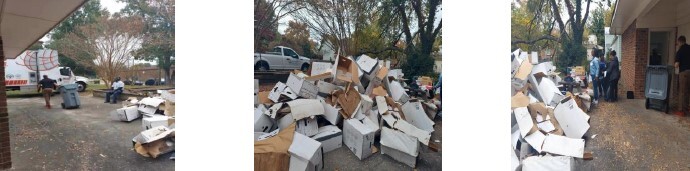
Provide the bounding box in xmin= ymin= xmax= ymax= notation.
xmin=40 ymin=0 xmax=154 ymax=65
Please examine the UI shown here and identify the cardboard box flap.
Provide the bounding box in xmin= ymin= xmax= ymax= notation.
xmin=375 ymin=67 xmax=389 ymax=81
xmin=512 ymin=57 xmax=533 ymax=87
xmin=310 ymin=62 xmax=333 ymax=76
xmin=524 ymin=131 xmax=546 ymax=153
xmin=511 ymin=92 xmax=530 ymax=109
xmin=376 ymin=96 xmax=388 ymax=114
xmin=134 ymin=126 xmax=174 ymax=144
xmin=312 ymin=125 xmax=342 ymax=141
xmin=372 ymin=86 xmax=389 ymax=97
xmin=542 ymin=134 xmax=585 ymax=158
xmin=265 ymin=103 xmax=284 ymax=119
xmin=305 ymin=72 xmax=333 ymax=81
xmin=389 ymin=81 xmax=408 ymax=102
xmin=286 ymin=99 xmax=325 ymax=121
xmin=401 ymin=101 xmax=434 ymax=133
xmin=380 ymin=127 xmax=419 ymax=156
xmin=554 ymin=97 xmax=590 ymax=139
xmin=514 ymin=107 xmax=538 ymax=138
xmin=356 ymin=55 xmax=379 ymax=74
xmin=335 ymin=84 xmax=362 ymax=118
xmin=254 ymin=124 xmax=296 ymax=171
xmin=140 ymin=97 xmax=165 ymax=107
xmin=321 ymin=100 xmax=342 ymax=125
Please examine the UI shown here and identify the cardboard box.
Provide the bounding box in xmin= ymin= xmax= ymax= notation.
xmin=511 ymin=146 xmax=520 ymax=171
xmin=311 ymin=125 xmax=343 ymax=153
xmin=134 ymin=138 xmax=174 ymax=158
xmin=316 ymin=80 xmax=337 ymax=96
xmin=381 ymin=114 xmax=431 ymax=145
xmin=511 ymin=51 xmax=524 ymax=77
xmin=334 ymin=56 xmax=361 ymax=86
xmin=138 ymin=97 xmax=165 ymax=115
xmin=289 ymin=133 xmax=324 ymax=171
xmin=553 ymin=97 xmax=590 ymax=139
xmin=168 ymin=117 xmax=175 ymax=126
xmin=258 ymin=91 xmax=273 ymax=105
xmin=372 ymin=86 xmax=388 ymax=97
xmin=512 ymin=57 xmax=533 ymax=90
xmin=371 ymin=66 xmax=389 ymax=85
xmin=321 ymin=101 xmax=342 ymax=125
xmin=143 ymin=115 xmax=170 ymax=131
xmin=134 ymin=126 xmax=174 ymax=144
xmin=269 ymin=82 xmax=298 ymax=102
xmin=388 ymin=69 xmax=404 ymax=80
xmin=375 ymin=96 xmax=388 ymax=114
xmin=522 ymin=155 xmax=573 ymax=171
xmin=255 ymin=106 xmax=276 ymax=132
xmin=511 ymin=92 xmax=530 ymax=109
xmin=343 ymin=119 xmax=376 ymax=160
xmin=255 ymin=124 xmax=295 ymax=171
xmin=530 ymin=51 xmax=539 ymax=64
xmin=524 ymin=131 xmax=546 ymax=153
xmin=164 ymin=100 xmax=175 ymax=116
xmin=310 ymin=62 xmax=333 ymax=76
xmin=359 ymin=94 xmax=374 ymax=114
xmin=287 ymin=73 xmax=319 ymax=99
xmin=401 ymin=100 xmax=435 ymax=133
xmin=356 ymin=55 xmax=379 ymax=74
xmin=542 ymin=134 xmax=585 ymax=158
xmin=380 ymin=127 xmax=419 ymax=168
xmin=277 ymin=113 xmax=295 ymax=130
xmin=113 ymin=106 xmax=140 ymax=121
xmin=389 ymin=81 xmax=408 ymax=103
xmin=287 ymin=99 xmax=325 ymax=121
xmin=296 ymin=118 xmax=318 ymax=137
xmin=537 ymin=78 xmax=565 ymax=107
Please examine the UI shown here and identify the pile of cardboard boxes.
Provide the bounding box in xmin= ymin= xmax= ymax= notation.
xmin=110 ymin=89 xmax=176 ymax=159
xmin=254 ymin=55 xmax=441 ymax=170
xmin=511 ymin=49 xmax=593 ymax=170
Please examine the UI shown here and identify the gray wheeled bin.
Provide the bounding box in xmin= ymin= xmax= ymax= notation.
xmin=644 ymin=65 xmax=671 ymax=113
xmin=59 ymin=84 xmax=81 ymax=109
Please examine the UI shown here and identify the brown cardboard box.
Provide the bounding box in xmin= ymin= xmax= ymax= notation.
xmin=336 ymin=84 xmax=362 ymax=119
xmin=254 ymin=124 xmax=296 ymax=171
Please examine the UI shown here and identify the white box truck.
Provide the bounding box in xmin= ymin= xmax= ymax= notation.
xmin=5 ymin=49 xmax=88 ymax=92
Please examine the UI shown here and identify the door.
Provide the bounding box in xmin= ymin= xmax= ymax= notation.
xmin=649 ymin=31 xmax=671 ymax=66
xmin=283 ymin=48 xmax=299 ymax=69
xmin=58 ymin=67 xmax=74 ymax=85
xmin=265 ymin=47 xmax=286 ymax=69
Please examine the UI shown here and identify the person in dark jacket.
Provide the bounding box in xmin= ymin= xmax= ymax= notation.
xmin=599 ymin=55 xmax=608 ymax=99
xmin=675 ymin=36 xmax=690 ymax=115
xmin=606 ymin=50 xmax=621 ymax=102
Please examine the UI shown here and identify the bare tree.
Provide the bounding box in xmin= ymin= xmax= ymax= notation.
xmin=255 ymin=0 xmax=303 ymax=52
xmin=55 ymin=15 xmax=144 ymax=87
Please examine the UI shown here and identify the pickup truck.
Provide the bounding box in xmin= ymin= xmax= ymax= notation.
xmin=254 ymin=46 xmax=311 ymax=71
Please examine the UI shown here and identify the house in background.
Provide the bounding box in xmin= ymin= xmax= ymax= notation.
xmin=609 ymin=0 xmax=689 ymax=106
xmin=604 ymin=27 xmax=622 ymax=60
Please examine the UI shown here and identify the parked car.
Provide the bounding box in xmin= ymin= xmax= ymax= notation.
xmin=134 ymin=80 xmax=143 ymax=86
xmin=254 ymin=46 xmax=311 ymax=71
xmin=145 ymin=79 xmax=156 ymax=86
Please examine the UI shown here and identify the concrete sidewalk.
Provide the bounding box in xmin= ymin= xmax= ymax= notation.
xmin=7 ymin=94 xmax=174 ymax=170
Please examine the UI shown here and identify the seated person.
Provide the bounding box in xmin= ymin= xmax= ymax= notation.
xmin=105 ymin=77 xmax=125 ymax=104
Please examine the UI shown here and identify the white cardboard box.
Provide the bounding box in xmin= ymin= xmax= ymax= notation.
xmin=524 ymin=131 xmax=546 ymax=153
xmin=133 ymin=126 xmax=174 ymax=144
xmin=375 ymin=96 xmax=388 ymax=114
xmin=522 ymin=155 xmax=572 ymax=171
xmin=254 ymin=107 xmax=275 ymax=132
xmin=530 ymin=51 xmax=539 ymax=64
xmin=554 ymin=98 xmax=590 ymax=139
xmin=287 ymin=99 xmax=325 ymax=120
xmin=316 ymin=80 xmax=337 ymax=96
xmin=311 ymin=125 xmax=343 ymax=153
xmin=343 ymin=119 xmax=376 ymax=160
xmin=113 ymin=106 xmax=140 ymax=121
xmin=359 ymin=94 xmax=373 ymax=114
xmin=296 ymin=118 xmax=318 ymax=137
xmin=542 ymin=134 xmax=585 ymax=158
xmin=381 ymin=114 xmax=431 ymax=145
xmin=269 ymin=82 xmax=298 ymax=102
xmin=138 ymin=97 xmax=165 ymax=115
xmin=142 ymin=115 xmax=170 ymax=131
xmin=287 ymin=73 xmax=319 ymax=99
xmin=380 ymin=127 xmax=419 ymax=168
xmin=289 ymin=133 xmax=324 ymax=171
xmin=277 ymin=113 xmax=294 ymax=130
xmin=401 ymin=100 xmax=435 ymax=133
xmin=389 ymin=81 xmax=409 ymax=103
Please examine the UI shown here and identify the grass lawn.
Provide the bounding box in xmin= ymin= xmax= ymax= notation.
xmin=86 ymin=84 xmax=153 ymax=91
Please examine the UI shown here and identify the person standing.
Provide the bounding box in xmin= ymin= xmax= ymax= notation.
xmin=589 ymin=49 xmax=600 ymax=104
xmin=38 ymin=75 xmax=57 ymax=109
xmin=675 ymin=36 xmax=690 ymax=116
xmin=606 ymin=51 xmax=621 ymax=102
xmin=105 ymin=77 xmax=125 ymax=104
xmin=599 ymin=55 xmax=608 ymax=99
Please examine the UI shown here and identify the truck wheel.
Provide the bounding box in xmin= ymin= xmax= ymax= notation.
xmin=301 ymin=64 xmax=310 ymax=71
xmin=255 ymin=62 xmax=269 ymax=71
xmin=76 ymin=81 xmax=87 ymax=92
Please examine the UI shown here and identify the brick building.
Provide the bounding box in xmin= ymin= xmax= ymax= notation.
xmin=609 ymin=0 xmax=690 ymax=107
xmin=120 ymin=66 xmax=175 ymax=84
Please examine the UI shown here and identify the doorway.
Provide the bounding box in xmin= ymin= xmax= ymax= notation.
xmin=649 ymin=31 xmax=671 ymax=66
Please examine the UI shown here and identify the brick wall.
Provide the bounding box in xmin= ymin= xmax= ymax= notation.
xmin=620 ymin=20 xmax=648 ymax=99
xmin=0 ymin=37 xmax=11 ymax=169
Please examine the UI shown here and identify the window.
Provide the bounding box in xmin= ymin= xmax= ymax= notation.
xmin=285 ymin=49 xmax=297 ymax=57
xmin=271 ymin=47 xmax=281 ymax=53
xmin=59 ymin=68 xmax=71 ymax=76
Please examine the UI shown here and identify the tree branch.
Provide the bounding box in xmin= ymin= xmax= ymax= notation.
xmin=512 ymin=35 xmax=559 ymax=45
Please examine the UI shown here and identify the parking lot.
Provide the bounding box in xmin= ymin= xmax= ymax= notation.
xmin=7 ymin=94 xmax=174 ymax=170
